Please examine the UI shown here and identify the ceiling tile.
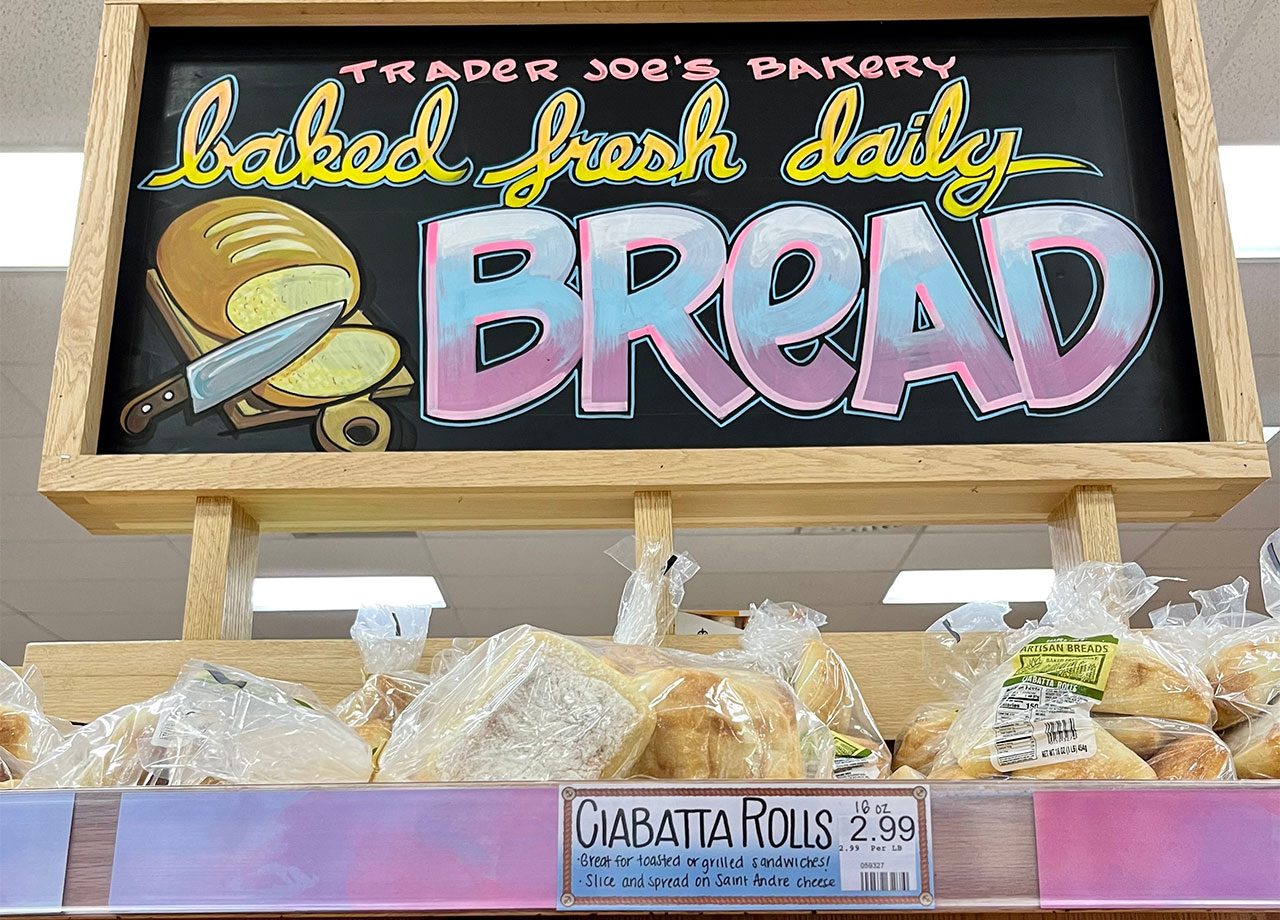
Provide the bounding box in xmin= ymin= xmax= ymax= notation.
xmin=1253 ymin=355 xmax=1280 ymax=423
xmin=1240 ymin=261 xmax=1279 ymax=357
xmin=682 ymin=570 xmax=897 ymax=612
xmin=0 ymin=494 xmax=97 ymax=541
xmin=1 ymin=578 xmax=187 ymax=617
xmin=1136 ymin=526 xmax=1274 ymax=572
xmin=676 ymin=531 xmax=916 ymax=573
xmin=0 ymin=607 xmax=62 ymax=666
xmin=0 ymin=437 xmax=41 ymax=494
xmin=0 ymin=273 xmax=65 ymax=366
xmin=256 ymin=533 xmax=433 ymax=577
xmin=0 ymin=371 xmax=45 ymax=439
xmin=1 ymin=537 xmax=183 ymax=583
xmin=1197 ymin=0 xmax=1266 ymax=69
xmin=440 ymin=573 xmax=623 ymax=613
xmin=252 ymin=610 xmax=359 ymax=640
xmin=1119 ymin=524 xmax=1171 ymax=559
xmin=28 ymin=611 xmax=182 ymax=643
xmin=902 ymin=530 xmax=1050 ymax=569
xmin=423 ymin=530 xmax=631 ymax=577
xmin=1206 ymin=0 xmax=1280 ymax=144
xmin=0 ymin=0 xmax=97 ymax=146
xmin=451 ymin=607 xmax=606 ymax=638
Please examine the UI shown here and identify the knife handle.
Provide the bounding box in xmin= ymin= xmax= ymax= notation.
xmin=121 ymin=375 xmax=190 ymax=435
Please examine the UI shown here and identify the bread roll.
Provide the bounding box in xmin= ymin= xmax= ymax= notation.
xmin=1222 ymin=704 xmax=1280 ymax=779
xmin=630 ymin=667 xmax=804 ymax=779
xmin=1147 ymin=733 xmax=1234 ymax=780
xmin=0 ymin=707 xmax=33 ymax=762
xmin=1093 ymin=639 xmax=1215 ymax=725
xmin=260 ymin=327 xmax=400 ymax=408
xmin=893 ymin=704 xmax=958 ymax=773
xmin=1209 ymin=629 xmax=1280 ymax=728
xmin=889 ymin=764 xmax=926 ymax=780
xmin=926 ymin=756 xmax=970 ymax=779
xmin=791 ymin=639 xmax=856 ymax=731
xmin=1094 ymin=715 xmax=1166 ymax=758
xmin=377 ymin=628 xmax=654 ymax=783
xmin=157 ymin=197 xmax=359 ymax=339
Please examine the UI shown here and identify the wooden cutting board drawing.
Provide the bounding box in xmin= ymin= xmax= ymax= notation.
xmin=142 ymin=269 xmax=414 ymax=443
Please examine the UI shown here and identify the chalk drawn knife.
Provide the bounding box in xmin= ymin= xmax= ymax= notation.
xmin=121 ymin=299 xmax=345 ymax=435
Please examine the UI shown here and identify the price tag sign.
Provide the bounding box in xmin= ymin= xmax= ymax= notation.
xmin=558 ymin=785 xmax=933 ymax=910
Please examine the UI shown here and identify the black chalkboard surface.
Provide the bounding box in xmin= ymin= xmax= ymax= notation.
xmin=100 ymin=19 xmax=1208 ymax=454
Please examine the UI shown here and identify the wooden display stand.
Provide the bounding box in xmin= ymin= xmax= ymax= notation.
xmin=18 ymin=0 xmax=1274 ymax=915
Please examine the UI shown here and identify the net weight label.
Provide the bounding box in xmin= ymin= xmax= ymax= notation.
xmin=558 ymin=786 xmax=933 ymax=910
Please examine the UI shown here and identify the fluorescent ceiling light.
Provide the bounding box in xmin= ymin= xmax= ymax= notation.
xmin=0 ymin=152 xmax=83 ymax=269
xmin=1265 ymin=426 xmax=1279 ymax=442
xmin=883 ymin=568 xmax=1055 ymax=604
xmin=1220 ymin=146 xmax=1280 ymax=260
xmin=252 ymin=576 xmax=446 ymax=612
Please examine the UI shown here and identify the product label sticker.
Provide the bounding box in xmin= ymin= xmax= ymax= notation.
xmin=993 ymin=634 xmax=1117 ymax=770
xmin=832 ymin=731 xmax=883 ymax=780
xmin=558 ymin=786 xmax=933 ymax=910
xmin=1005 ymin=635 xmax=1118 ymax=700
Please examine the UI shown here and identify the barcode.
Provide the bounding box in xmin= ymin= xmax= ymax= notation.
xmin=995 ymin=734 xmax=1035 ymax=765
xmin=860 ymin=871 xmax=912 ymax=892
xmin=1044 ymin=717 xmax=1078 ymax=744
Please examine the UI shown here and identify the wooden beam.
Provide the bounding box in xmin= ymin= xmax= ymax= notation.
xmin=41 ymin=4 xmax=147 ymax=459
xmin=1048 ymin=485 xmax=1123 ymax=573
xmin=37 ymin=442 xmax=1270 ymax=534
xmin=123 ymin=0 xmax=1158 ymax=28
xmin=1149 ymin=0 xmax=1263 ymax=443
xmin=182 ymin=497 xmax=259 ymax=640
xmin=633 ymin=490 xmax=675 ymax=634
xmin=23 ymin=632 xmax=934 ymax=737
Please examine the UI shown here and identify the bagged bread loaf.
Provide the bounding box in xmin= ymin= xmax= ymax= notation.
xmin=1222 ymin=700 xmax=1280 ymax=779
xmin=334 ymin=604 xmax=433 ymax=770
xmin=140 ymin=661 xmax=373 ymax=784
xmin=21 ymin=693 xmax=188 ymax=788
xmin=737 ymin=601 xmax=887 ymax=778
xmin=0 ymin=663 xmax=70 ymax=782
xmin=619 ymin=659 xmax=805 ymax=779
xmin=376 ymin=626 xmax=655 ymax=782
xmin=892 ymin=603 xmax=1013 ymax=775
xmin=1151 ymin=550 xmax=1280 ymax=731
xmin=944 ymin=563 xmax=1214 ymax=779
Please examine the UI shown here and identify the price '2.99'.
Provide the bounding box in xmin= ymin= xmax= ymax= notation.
xmin=850 ymin=814 xmax=917 ymax=843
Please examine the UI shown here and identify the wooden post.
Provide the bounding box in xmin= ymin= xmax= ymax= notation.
xmin=634 ymin=490 xmax=675 ymax=634
xmin=1048 ymin=485 xmax=1123 ymax=574
xmin=182 ymin=496 xmax=259 ymax=640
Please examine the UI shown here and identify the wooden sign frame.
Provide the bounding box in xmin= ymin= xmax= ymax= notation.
xmin=36 ymin=0 xmax=1269 ymax=639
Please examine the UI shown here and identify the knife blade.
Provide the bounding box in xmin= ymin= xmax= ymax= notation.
xmin=121 ymin=299 xmax=345 ymax=435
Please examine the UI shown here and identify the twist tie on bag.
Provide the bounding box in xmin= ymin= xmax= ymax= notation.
xmin=351 ymin=603 xmax=433 ymax=677
xmin=608 ymin=536 xmax=699 ymax=647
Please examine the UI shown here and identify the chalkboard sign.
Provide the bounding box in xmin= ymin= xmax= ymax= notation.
xmin=100 ymin=19 xmax=1208 ymax=454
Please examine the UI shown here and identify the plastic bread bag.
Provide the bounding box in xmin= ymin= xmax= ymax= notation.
xmin=1152 ymin=575 xmax=1279 ymax=731
xmin=737 ymin=600 xmax=888 ymax=779
xmin=1092 ymin=715 xmax=1235 ymax=780
xmin=1221 ymin=699 xmax=1280 ymax=778
xmin=0 ymin=662 xmax=71 ymax=782
xmin=376 ymin=626 xmax=657 ymax=783
xmin=942 ymin=563 xmax=1215 ymax=779
xmin=609 ymin=536 xmax=700 ymax=647
xmin=21 ymin=692 xmax=189 ymax=788
xmin=601 ymin=641 xmax=824 ymax=780
xmin=141 ymin=661 xmax=373 ymax=784
xmin=892 ymin=602 xmax=1013 ymax=774
xmin=335 ymin=604 xmax=434 ymax=767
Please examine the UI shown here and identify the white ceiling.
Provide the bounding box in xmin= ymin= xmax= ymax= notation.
xmin=0 ymin=0 xmax=1277 ymax=663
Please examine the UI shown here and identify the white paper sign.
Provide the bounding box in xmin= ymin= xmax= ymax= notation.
xmin=558 ymin=785 xmax=933 ymax=910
